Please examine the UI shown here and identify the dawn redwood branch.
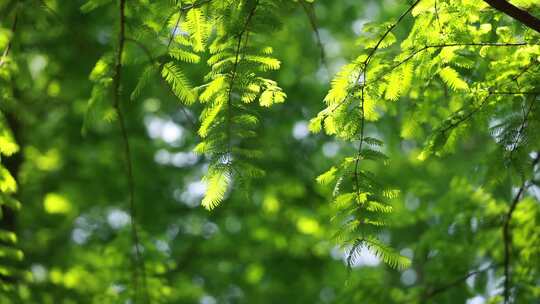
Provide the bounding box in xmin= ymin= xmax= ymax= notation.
xmin=320 ymin=0 xmax=422 ymax=123
xmin=423 ymin=264 xmax=497 ymax=300
xmin=124 ymin=38 xmax=197 ymax=127
xmin=371 ymin=42 xmax=534 ymax=84
xmin=181 ymin=0 xmax=213 ymax=12
xmin=300 ymin=0 xmax=329 ymax=72
xmin=112 ymin=1 xmax=149 ymax=302
xmin=483 ymin=0 xmax=540 ymax=34
xmin=354 ymin=0 xmax=422 ymax=206
xmin=502 ymin=152 xmax=540 ymax=303
xmin=166 ymin=0 xmax=214 ymax=48
xmin=226 ymin=1 xmax=259 ymax=160
xmin=321 ymin=40 xmax=536 ymax=122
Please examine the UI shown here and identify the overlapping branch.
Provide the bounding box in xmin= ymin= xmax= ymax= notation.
xmin=484 ymin=0 xmax=540 ymax=34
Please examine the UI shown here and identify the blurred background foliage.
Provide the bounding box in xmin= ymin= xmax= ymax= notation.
xmin=0 ymin=0 xmax=539 ymax=303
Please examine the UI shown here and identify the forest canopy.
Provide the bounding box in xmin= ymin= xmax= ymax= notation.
xmin=1 ymin=0 xmax=540 ymax=303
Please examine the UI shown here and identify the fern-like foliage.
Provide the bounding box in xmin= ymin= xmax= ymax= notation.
xmin=308 ymin=2 xmax=413 ymax=269
xmin=311 ymin=0 xmax=540 ymax=271
xmin=181 ymin=0 xmax=288 ymax=209
xmin=0 ymin=113 xmax=25 ymax=290
xmin=83 ymin=0 xmax=288 ymax=210
xmin=315 ymin=138 xmax=410 ymax=270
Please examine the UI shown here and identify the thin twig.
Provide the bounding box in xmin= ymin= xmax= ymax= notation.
xmin=422 ymin=264 xmax=497 ymax=300
xmin=36 ymin=0 xmax=63 ymax=23
xmin=166 ymin=0 xmax=214 ymax=49
xmin=299 ymin=0 xmax=329 ymax=72
xmin=324 ymin=42 xmax=536 ymax=119
xmin=502 ymin=152 xmax=540 ymax=304
xmin=225 ymin=1 xmax=259 ymax=162
xmin=344 ymin=1 xmax=422 ymax=269
xmin=112 ymin=1 xmax=149 ymax=302
xmin=181 ymin=0 xmax=213 ymax=12
xmin=124 ymin=37 xmax=197 ymax=127
xmin=508 ymin=97 xmax=535 ymax=164
xmin=370 ymin=42 xmax=533 ymax=85
xmin=434 ymin=0 xmax=443 ymax=34
xmin=321 ymin=0 xmax=422 ymax=123
xmin=354 ymin=0 xmax=422 ymax=221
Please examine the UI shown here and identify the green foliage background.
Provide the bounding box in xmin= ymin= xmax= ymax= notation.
xmin=0 ymin=0 xmax=539 ymax=303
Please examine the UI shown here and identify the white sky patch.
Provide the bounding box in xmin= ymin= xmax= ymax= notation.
xmin=200 ymin=295 xmax=216 ymax=304
xmin=202 ymin=222 xmax=219 ymax=239
xmin=155 ymin=239 xmax=170 ymax=255
xmin=155 ymin=149 xmax=198 ymax=167
xmin=29 ymin=55 xmax=47 ymax=79
xmin=322 ymin=141 xmax=340 ymax=157
xmin=348 ymin=246 xmax=380 ymax=268
xmin=467 ymin=296 xmax=486 ymax=304
xmin=171 ymin=152 xmax=198 ymax=167
xmin=405 ymin=193 xmax=420 ymax=211
xmin=72 ymin=228 xmax=91 ymax=245
xmin=292 ymin=121 xmax=310 ymax=140
xmin=107 ymin=208 xmax=130 ymax=230
xmin=401 ymin=269 xmax=417 ymax=286
xmin=330 ymin=246 xmax=345 ymax=261
xmin=319 ymin=29 xmax=341 ymax=58
xmin=366 ymin=1 xmax=381 ymax=18
xmin=175 ymin=181 xmax=207 ymax=208
xmin=352 ymin=18 xmax=368 ymax=35
xmin=31 ymin=264 xmax=47 ymax=283
xmin=145 ymin=116 xmax=184 ymax=145
xmin=154 ymin=149 xmax=171 ymax=165
xmin=400 ymin=247 xmax=414 ymax=260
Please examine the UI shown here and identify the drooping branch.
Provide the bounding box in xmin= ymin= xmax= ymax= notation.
xmin=422 ymin=264 xmax=497 ymax=300
xmin=371 ymin=42 xmax=535 ymax=85
xmin=321 ymin=0 xmax=424 ymax=122
xmin=124 ymin=37 xmax=198 ymax=127
xmin=502 ymin=152 xmax=540 ymax=304
xmin=299 ymin=0 xmax=329 ymax=72
xmin=225 ymin=1 xmax=259 ymax=160
xmin=352 ymin=0 xmax=421 ymax=197
xmin=344 ymin=1 xmax=422 ymax=267
xmin=483 ymin=0 xmax=540 ymax=34
xmin=112 ymin=1 xmax=149 ymax=302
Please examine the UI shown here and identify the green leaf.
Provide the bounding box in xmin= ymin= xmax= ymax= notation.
xmin=161 ymin=62 xmax=196 ymax=104
xmin=185 ymin=8 xmax=208 ymax=52
xmin=439 ymin=66 xmax=469 ymax=91
xmin=202 ymin=169 xmax=230 ymax=210
xmin=363 ymin=237 xmax=411 ymax=270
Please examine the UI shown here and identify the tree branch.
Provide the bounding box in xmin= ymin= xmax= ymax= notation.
xmin=112 ymin=1 xmax=148 ymax=302
xmin=225 ymin=1 xmax=259 ymax=163
xmin=483 ymin=0 xmax=540 ymax=33
xmin=423 ymin=264 xmax=497 ymax=300
xmin=124 ymin=38 xmax=198 ymax=128
xmin=299 ymin=0 xmax=329 ymax=72
xmin=502 ymin=152 xmax=540 ymax=304
xmin=166 ymin=0 xmax=214 ymax=49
